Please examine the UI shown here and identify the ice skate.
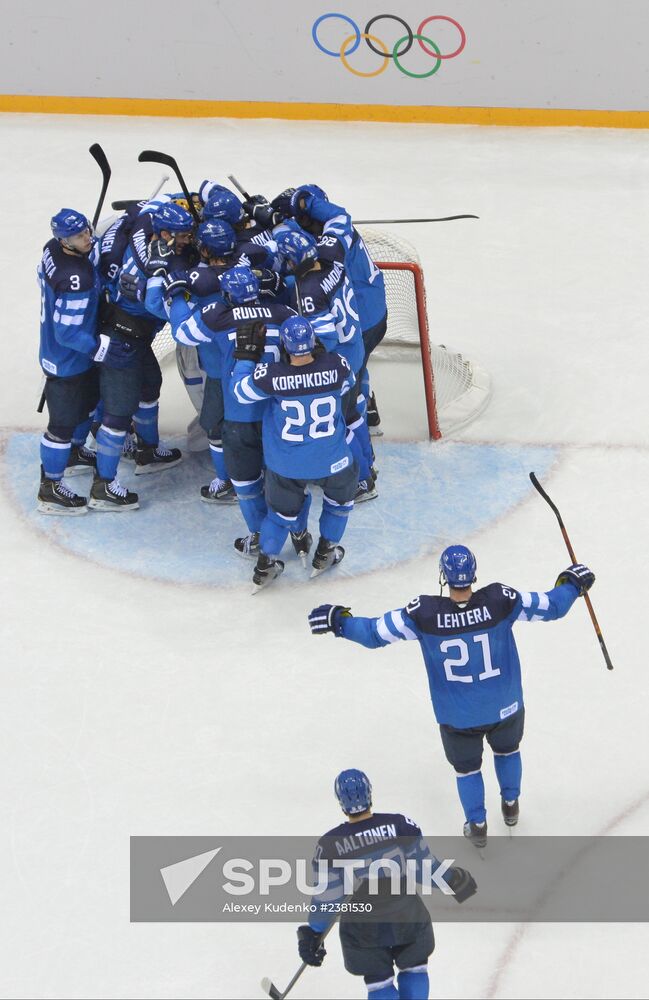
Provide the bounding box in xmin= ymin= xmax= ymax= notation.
xmin=501 ymin=798 xmax=519 ymax=827
xmin=200 ymin=477 xmax=237 ymax=504
xmin=463 ymin=820 xmax=487 ymax=851
xmin=65 ymin=444 xmax=97 ymax=476
xmin=37 ymin=471 xmax=87 ymax=515
xmin=234 ymin=532 xmax=260 ymax=559
xmin=290 ymin=530 xmax=313 ymax=565
xmin=310 ymin=538 xmax=345 ymax=578
xmin=88 ymin=475 xmax=139 ymax=511
xmin=134 ymin=439 xmax=182 ymax=475
xmin=251 ymin=554 xmax=284 ymax=594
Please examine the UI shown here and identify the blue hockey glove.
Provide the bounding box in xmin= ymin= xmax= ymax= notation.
xmin=145 ymin=238 xmax=175 ymax=277
xmin=445 ymin=866 xmax=477 ymax=903
xmin=233 ymin=322 xmax=267 ymax=363
xmin=297 ymin=926 xmax=326 ymax=967
xmin=555 ymin=564 xmax=595 ymax=596
xmin=162 ymin=270 xmax=190 ymax=303
xmin=93 ymin=334 xmax=137 ymax=369
xmin=308 ymin=604 xmax=352 ymax=636
xmin=118 ymin=271 xmax=147 ymax=303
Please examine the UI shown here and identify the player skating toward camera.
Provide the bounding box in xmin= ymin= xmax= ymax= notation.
xmin=272 ymin=769 xmax=476 ymax=1000
xmin=309 ymin=546 xmax=595 ymax=848
xmin=232 ymin=315 xmax=358 ymax=592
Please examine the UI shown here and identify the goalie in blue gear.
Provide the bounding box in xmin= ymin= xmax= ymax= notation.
xmin=296 ymin=769 xmax=476 ymax=999
xmin=308 ymin=546 xmax=595 ymax=848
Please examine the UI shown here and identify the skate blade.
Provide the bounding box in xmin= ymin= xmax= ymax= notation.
xmin=134 ymin=457 xmax=182 ymax=475
xmin=87 ymin=499 xmax=139 ymax=512
xmin=65 ymin=466 xmax=95 ymax=477
xmin=369 ymin=426 xmax=384 ymax=437
xmin=354 ymin=489 xmax=378 ymax=504
xmin=199 ymin=495 xmax=238 ymax=505
xmin=310 ymin=551 xmax=344 ymax=579
xmin=37 ymin=502 xmax=87 ymax=516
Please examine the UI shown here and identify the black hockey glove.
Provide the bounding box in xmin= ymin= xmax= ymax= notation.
xmin=445 ymin=866 xmax=477 ymax=904
xmin=555 ymin=564 xmax=595 ymax=596
xmin=234 ymin=321 xmax=267 ymax=363
xmin=118 ymin=271 xmax=147 ymax=303
xmin=253 ymin=268 xmax=283 ymax=298
xmin=242 ymin=196 xmax=277 ymax=229
xmin=92 ymin=334 xmax=136 ymax=370
xmin=145 ymin=238 xmax=175 ymax=277
xmin=297 ymin=925 xmax=326 ymax=967
xmin=162 ymin=270 xmax=190 ymax=303
xmin=308 ymin=604 xmax=352 ymax=637
xmin=271 ymin=187 xmax=297 ymax=221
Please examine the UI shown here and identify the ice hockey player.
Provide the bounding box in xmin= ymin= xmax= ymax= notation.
xmin=232 ymin=315 xmax=358 ymax=591
xmin=308 ymin=547 xmax=595 ymax=848
xmin=165 ymin=265 xmax=296 ymax=531
xmin=290 ymin=185 xmax=388 ymax=434
xmin=90 ymin=203 xmax=192 ymax=508
xmin=275 ymin=228 xmax=376 ymax=502
xmin=296 ymin=769 xmax=476 ymax=999
xmin=37 ymin=208 xmax=104 ymax=513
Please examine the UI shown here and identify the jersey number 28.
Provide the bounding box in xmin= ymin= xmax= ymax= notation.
xmin=281 ymin=396 xmax=336 ymax=442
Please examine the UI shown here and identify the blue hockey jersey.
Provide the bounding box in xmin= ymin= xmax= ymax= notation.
xmin=310 ymin=198 xmax=387 ymax=334
xmin=337 ymin=582 xmax=580 ymax=728
xmin=232 ymin=351 xmax=354 ymax=478
xmin=37 ymin=238 xmax=101 ymax=377
xmin=309 ymin=811 xmax=449 ymax=935
xmin=170 ymin=298 xmax=296 ymax=419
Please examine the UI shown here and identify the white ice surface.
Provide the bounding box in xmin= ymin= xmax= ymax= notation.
xmin=0 ymin=114 xmax=648 ymax=999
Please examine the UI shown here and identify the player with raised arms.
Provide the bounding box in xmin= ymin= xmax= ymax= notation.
xmin=308 ymin=546 xmax=595 ymax=847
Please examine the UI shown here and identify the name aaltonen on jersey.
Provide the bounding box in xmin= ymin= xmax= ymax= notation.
xmin=436 ymin=606 xmax=493 ymax=629
xmin=333 ymin=823 xmax=398 ymax=856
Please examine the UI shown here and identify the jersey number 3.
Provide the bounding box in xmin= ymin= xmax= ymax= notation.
xmin=440 ymin=633 xmax=501 ymax=684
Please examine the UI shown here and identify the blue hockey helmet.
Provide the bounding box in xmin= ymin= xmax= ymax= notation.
xmin=300 ymin=183 xmax=328 ymax=202
xmin=275 ymin=229 xmax=318 ymax=269
xmin=334 ymin=769 xmax=372 ymax=815
xmin=439 ymin=545 xmax=477 ymax=588
xmin=151 ymin=203 xmax=194 ymax=234
xmin=203 ymin=189 xmax=245 ymax=225
xmin=196 ymin=220 xmax=236 ymax=258
xmin=219 ymin=265 xmax=260 ymax=306
xmin=51 ymin=208 xmax=91 ymax=239
xmin=279 ymin=315 xmax=316 ymax=356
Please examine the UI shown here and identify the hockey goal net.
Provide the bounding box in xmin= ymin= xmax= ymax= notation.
xmin=152 ymin=228 xmax=491 ymax=440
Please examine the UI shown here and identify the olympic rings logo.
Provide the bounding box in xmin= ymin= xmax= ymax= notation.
xmin=312 ymin=13 xmax=466 ymax=78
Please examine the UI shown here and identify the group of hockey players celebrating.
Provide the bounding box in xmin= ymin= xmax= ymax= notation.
xmin=37 ymin=177 xmax=388 ymax=589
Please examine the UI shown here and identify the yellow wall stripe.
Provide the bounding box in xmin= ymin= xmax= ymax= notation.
xmin=1 ymin=94 xmax=648 ymax=128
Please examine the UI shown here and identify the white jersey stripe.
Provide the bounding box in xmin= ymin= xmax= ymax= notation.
xmin=377 ymin=616 xmax=401 ymax=644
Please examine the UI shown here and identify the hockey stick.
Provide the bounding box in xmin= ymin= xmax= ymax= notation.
xmin=227 ymin=173 xmax=250 ymax=199
xmin=529 ymin=472 xmax=613 ymax=671
xmin=355 ymin=215 xmax=478 ymax=224
xmin=38 ymin=145 xmax=111 ymax=412
xmin=261 ymin=920 xmax=338 ymax=999
xmin=110 ymin=173 xmax=170 ymax=211
xmin=89 ymin=144 xmax=111 ymax=230
xmin=137 ymin=151 xmax=200 ymax=222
